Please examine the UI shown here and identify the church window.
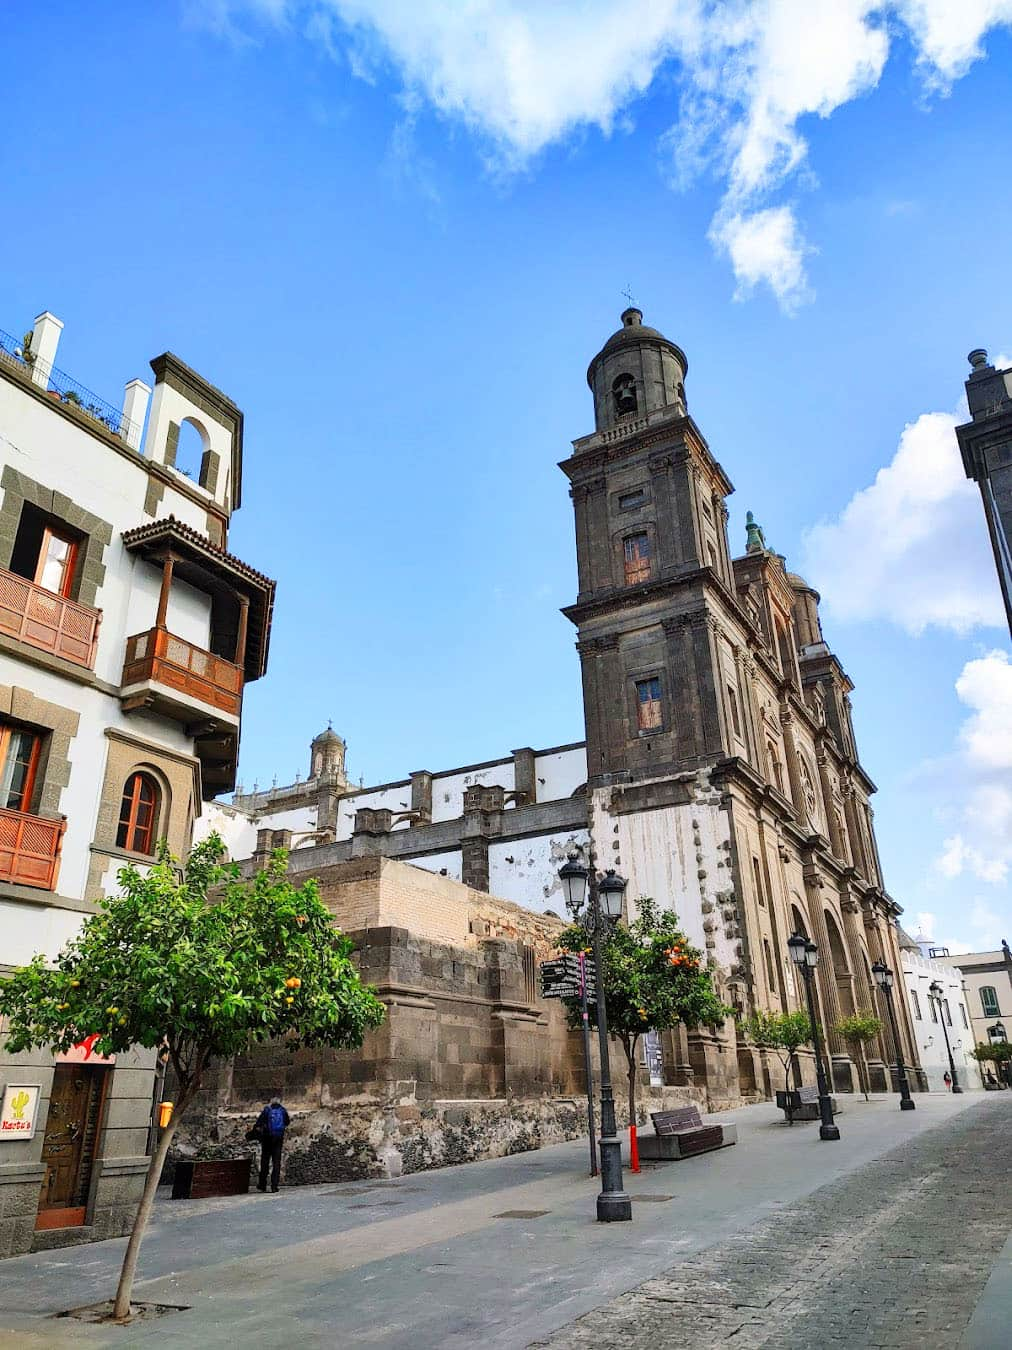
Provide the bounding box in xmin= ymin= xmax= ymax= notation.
xmin=727 ymin=684 xmax=742 ymax=740
xmin=612 ymin=373 xmax=637 ymax=416
xmin=618 ymin=488 xmax=645 ymax=511
xmin=930 ymin=997 xmax=938 ymax=1024
xmin=910 ymin=991 xmax=921 ymax=1020
xmin=767 ymin=741 xmax=784 ymax=794
xmin=636 ymin=678 xmax=662 ymax=731
xmin=943 ymin=999 xmax=952 ymax=1026
xmin=959 ymin=1004 xmax=968 ymax=1029
xmin=981 ymin=986 xmax=1000 ymax=1017
xmin=623 ymin=533 xmax=651 ymax=585
xmin=763 ymin=938 xmax=776 ymax=990
xmin=707 ymin=543 xmax=718 ymax=571
xmin=752 ymin=856 xmax=766 ymax=908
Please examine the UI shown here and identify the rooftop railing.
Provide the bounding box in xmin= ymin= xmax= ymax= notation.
xmin=0 ymin=326 xmax=139 ymax=443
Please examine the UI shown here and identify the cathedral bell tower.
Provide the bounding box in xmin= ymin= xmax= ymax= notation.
xmin=561 ymin=309 xmax=737 ymax=788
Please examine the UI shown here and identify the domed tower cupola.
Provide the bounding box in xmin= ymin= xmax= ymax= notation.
xmin=309 ymin=723 xmax=347 ymax=784
xmin=586 ymin=307 xmax=688 ymax=433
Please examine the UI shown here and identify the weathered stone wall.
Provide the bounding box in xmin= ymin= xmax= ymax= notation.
xmin=167 ymin=858 xmax=742 ymax=1186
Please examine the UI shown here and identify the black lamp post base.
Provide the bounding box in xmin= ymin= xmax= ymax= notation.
xmin=900 ymin=1097 xmax=916 ymax=1110
xmin=819 ymin=1122 xmax=841 ymax=1141
xmin=951 ymin=1085 xmax=963 ymax=1095
xmin=597 ymin=1190 xmax=633 ymax=1222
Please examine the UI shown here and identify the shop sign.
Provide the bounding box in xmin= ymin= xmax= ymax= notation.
xmin=0 ymin=1084 xmax=41 ymax=1140
xmin=56 ymin=1033 xmax=115 ymax=1065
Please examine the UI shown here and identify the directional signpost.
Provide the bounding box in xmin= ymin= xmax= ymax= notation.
xmin=540 ymin=952 xmax=599 ymax=1175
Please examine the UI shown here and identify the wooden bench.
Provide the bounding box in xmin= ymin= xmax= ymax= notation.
xmin=775 ymin=1085 xmax=839 ymax=1124
xmin=171 ymin=1157 xmax=252 ymax=1199
xmin=637 ymin=1105 xmax=738 ymax=1162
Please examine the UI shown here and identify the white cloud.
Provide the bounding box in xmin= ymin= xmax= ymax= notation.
xmin=198 ymin=2 xmax=1012 ymax=310
xmin=711 ymin=205 xmax=812 ymax=310
xmin=800 ymin=411 xmax=1006 ymax=634
xmin=918 ymin=652 xmax=1012 ymax=948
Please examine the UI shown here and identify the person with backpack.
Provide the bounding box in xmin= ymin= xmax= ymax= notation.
xmin=254 ymin=1097 xmax=290 ymax=1193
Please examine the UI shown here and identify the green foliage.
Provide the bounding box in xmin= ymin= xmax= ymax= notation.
xmin=833 ymin=1012 xmax=883 ymax=1045
xmin=741 ymin=1008 xmax=813 ymax=1095
xmin=559 ymin=896 xmax=731 ymax=1124
xmin=742 ymin=1009 xmax=812 ymax=1054
xmin=0 ymin=835 xmax=386 ymax=1094
xmin=832 ymin=1011 xmax=882 ymax=1100
xmin=969 ymin=1041 xmax=1012 ymax=1064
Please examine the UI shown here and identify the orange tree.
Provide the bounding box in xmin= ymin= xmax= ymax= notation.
xmin=0 ymin=835 xmax=385 ymax=1322
xmin=559 ymin=896 xmax=730 ymax=1128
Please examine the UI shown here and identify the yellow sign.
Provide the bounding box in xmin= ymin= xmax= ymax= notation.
xmin=0 ymin=1084 xmax=41 ymax=1140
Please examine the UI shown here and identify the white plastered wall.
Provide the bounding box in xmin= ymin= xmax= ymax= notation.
xmin=143 ymin=380 xmax=232 ymax=513
xmin=533 ymin=746 xmax=586 ymax=801
xmin=590 ymin=775 xmax=737 ymax=972
xmin=902 ymin=953 xmax=983 ymax=1091
xmin=488 ymin=829 xmax=590 ymax=915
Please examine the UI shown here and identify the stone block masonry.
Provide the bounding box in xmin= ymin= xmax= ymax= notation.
xmin=168 ymin=858 xmax=711 ymax=1185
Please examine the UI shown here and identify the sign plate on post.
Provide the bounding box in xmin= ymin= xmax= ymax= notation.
xmin=0 ymin=1084 xmax=41 ymax=1141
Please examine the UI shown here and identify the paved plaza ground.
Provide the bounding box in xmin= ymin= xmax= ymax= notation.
xmin=0 ymin=1092 xmax=1007 ymax=1348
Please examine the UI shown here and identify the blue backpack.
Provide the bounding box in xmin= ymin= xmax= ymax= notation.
xmin=266 ymin=1105 xmax=287 ymax=1137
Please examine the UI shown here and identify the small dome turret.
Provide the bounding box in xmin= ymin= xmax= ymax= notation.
xmin=587 ymin=308 xmax=688 ymax=432
xmin=309 ymin=723 xmax=347 ymax=782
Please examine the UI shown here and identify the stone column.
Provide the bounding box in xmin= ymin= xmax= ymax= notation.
xmin=409 ymin=770 xmax=433 ymax=824
xmin=780 ymin=708 xmax=806 ymax=816
xmin=842 ymin=776 xmax=872 ymax=880
xmin=805 ymin=874 xmax=854 ymax=1091
xmin=649 ymin=454 xmax=681 ymax=572
xmin=841 ymin=893 xmax=888 ymax=1091
xmin=815 ymin=742 xmax=846 ymax=859
xmin=511 ymin=747 xmax=536 ymax=806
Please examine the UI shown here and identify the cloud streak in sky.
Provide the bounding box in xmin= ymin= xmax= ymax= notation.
xmin=198 ymin=1 xmax=1012 ymax=309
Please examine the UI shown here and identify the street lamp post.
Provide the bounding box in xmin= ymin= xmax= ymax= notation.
xmin=871 ymin=960 xmax=916 ymax=1109
xmin=558 ymin=856 xmax=632 ymax=1223
xmin=928 ymin=980 xmax=962 ymax=1093
xmin=787 ymin=933 xmax=840 ymax=1141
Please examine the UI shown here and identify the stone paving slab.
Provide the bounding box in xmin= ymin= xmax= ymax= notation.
xmin=0 ymin=1093 xmax=996 ymax=1348
xmin=532 ymin=1094 xmax=1012 ymax=1349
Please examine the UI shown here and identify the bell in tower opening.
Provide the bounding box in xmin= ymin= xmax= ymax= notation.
xmin=587 ymin=307 xmax=688 ymax=433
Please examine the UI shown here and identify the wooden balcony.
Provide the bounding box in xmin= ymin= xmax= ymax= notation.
xmin=0 ymin=807 xmax=65 ymax=891
xmin=0 ymin=567 xmax=100 ymax=669
xmin=121 ymin=627 xmax=243 ymax=722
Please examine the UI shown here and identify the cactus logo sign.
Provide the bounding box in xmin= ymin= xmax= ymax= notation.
xmin=1 ymin=1084 xmax=40 ymax=1140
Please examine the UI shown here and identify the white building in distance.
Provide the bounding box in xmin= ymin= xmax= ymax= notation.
xmin=899 ymin=929 xmax=982 ymax=1092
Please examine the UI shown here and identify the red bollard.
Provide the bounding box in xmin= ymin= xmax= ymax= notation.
xmin=629 ymin=1123 xmax=640 ymax=1173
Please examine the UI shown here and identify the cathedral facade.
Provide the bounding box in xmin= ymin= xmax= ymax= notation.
xmin=211 ymin=308 xmax=921 ymax=1103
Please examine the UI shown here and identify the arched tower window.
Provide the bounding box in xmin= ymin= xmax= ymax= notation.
xmin=117 ymin=771 xmax=160 ymax=855
xmin=612 ymin=374 xmax=637 ymax=416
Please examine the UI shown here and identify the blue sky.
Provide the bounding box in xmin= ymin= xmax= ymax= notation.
xmin=2 ymin=2 xmax=1010 ymax=953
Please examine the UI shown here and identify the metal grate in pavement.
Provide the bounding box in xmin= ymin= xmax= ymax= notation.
xmin=631 ymin=1194 xmax=675 ymax=1202
xmin=493 ymin=1209 xmax=550 ymax=1219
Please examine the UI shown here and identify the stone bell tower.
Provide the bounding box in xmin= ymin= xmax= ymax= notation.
xmin=561 ymin=307 xmax=738 ymax=789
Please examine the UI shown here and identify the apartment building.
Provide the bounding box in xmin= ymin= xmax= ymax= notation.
xmin=0 ymin=311 xmax=274 ymax=1256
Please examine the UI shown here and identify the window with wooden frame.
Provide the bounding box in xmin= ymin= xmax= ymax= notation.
xmin=10 ymin=506 xmax=81 ymax=599
xmin=981 ymin=986 xmax=1000 ymax=1017
xmin=635 ymin=677 xmax=663 ymax=732
xmin=623 ymin=532 xmax=651 ymax=586
xmin=35 ymin=527 xmax=79 ymax=598
xmin=0 ymin=723 xmax=42 ymax=812
xmin=116 ymin=772 xmax=160 ymax=855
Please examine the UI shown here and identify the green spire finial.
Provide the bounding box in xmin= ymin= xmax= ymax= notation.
xmin=745 ymin=510 xmax=766 ymax=555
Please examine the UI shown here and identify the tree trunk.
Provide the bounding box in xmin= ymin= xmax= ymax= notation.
xmin=859 ymin=1043 xmax=870 ymax=1101
xmin=627 ymin=1050 xmax=637 ymax=1129
xmin=111 ymin=1091 xmax=189 ymax=1320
